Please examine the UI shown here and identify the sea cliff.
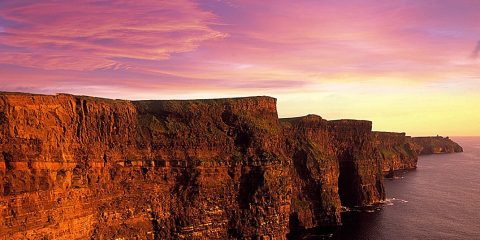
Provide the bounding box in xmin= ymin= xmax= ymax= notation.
xmin=0 ymin=92 xmax=461 ymax=239
xmin=373 ymin=132 xmax=418 ymax=172
xmin=412 ymin=136 xmax=464 ymax=154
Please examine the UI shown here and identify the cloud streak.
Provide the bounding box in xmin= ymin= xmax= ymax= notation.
xmin=0 ymin=0 xmax=226 ymax=70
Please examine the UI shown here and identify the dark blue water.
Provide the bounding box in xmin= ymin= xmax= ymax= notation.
xmin=308 ymin=137 xmax=480 ymax=240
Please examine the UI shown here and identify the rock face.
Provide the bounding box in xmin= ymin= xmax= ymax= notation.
xmin=373 ymin=132 xmax=418 ymax=172
xmin=281 ymin=115 xmax=341 ymax=232
xmin=327 ymin=120 xmax=385 ymax=207
xmin=0 ymin=93 xmax=290 ymax=239
xmin=281 ymin=115 xmax=386 ymax=234
xmin=0 ymin=92 xmax=395 ymax=239
xmin=412 ymin=136 xmax=463 ymax=154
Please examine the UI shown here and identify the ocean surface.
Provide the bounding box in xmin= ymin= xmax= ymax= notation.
xmin=308 ymin=137 xmax=480 ymax=240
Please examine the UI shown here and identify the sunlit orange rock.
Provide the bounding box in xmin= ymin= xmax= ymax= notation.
xmin=1 ymin=92 xmax=460 ymax=239
xmin=0 ymin=93 xmax=290 ymax=239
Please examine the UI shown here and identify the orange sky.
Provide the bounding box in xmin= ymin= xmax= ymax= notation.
xmin=0 ymin=0 xmax=479 ymax=136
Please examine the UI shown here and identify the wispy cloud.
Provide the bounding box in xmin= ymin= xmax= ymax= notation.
xmin=0 ymin=0 xmax=226 ymax=70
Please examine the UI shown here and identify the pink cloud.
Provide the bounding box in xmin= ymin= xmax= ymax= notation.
xmin=0 ymin=0 xmax=226 ymax=70
xmin=0 ymin=0 xmax=479 ymax=96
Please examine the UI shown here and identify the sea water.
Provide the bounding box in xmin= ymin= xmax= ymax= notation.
xmin=307 ymin=137 xmax=480 ymax=240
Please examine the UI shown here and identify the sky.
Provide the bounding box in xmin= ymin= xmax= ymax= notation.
xmin=0 ymin=0 xmax=479 ymax=136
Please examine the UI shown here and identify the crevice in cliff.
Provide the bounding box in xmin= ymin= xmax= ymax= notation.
xmin=0 ymin=112 xmax=6 ymax=125
xmin=103 ymin=153 xmax=107 ymax=167
xmin=222 ymin=108 xmax=253 ymax=152
xmin=238 ymin=166 xmax=265 ymax=209
xmin=75 ymin=98 xmax=84 ymax=138
xmin=173 ymin=164 xmax=200 ymax=204
xmin=150 ymin=211 xmax=161 ymax=240
xmin=287 ymin=212 xmax=306 ymax=239
xmin=3 ymin=181 xmax=12 ymax=195
xmin=2 ymin=152 xmax=14 ymax=171
xmin=338 ymin=160 xmax=357 ymax=207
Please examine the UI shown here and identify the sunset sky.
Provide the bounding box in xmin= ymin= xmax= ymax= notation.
xmin=1 ymin=0 xmax=479 ymax=136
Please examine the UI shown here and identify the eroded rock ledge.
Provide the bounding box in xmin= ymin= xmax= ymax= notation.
xmin=0 ymin=92 xmax=460 ymax=239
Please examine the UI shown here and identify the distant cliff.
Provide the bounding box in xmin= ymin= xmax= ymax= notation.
xmin=412 ymin=136 xmax=464 ymax=154
xmin=0 ymin=92 xmax=458 ymax=239
xmin=281 ymin=115 xmax=385 ymax=234
xmin=373 ymin=132 xmax=418 ymax=172
xmin=372 ymin=133 xmax=463 ymax=175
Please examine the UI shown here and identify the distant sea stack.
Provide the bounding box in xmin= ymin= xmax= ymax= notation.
xmin=0 ymin=92 xmax=461 ymax=239
xmin=412 ymin=136 xmax=464 ymax=154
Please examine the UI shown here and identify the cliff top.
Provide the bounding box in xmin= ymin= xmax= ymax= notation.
xmin=413 ymin=136 xmax=451 ymax=139
xmin=373 ymin=131 xmax=407 ymax=137
xmin=0 ymin=91 xmax=275 ymax=103
xmin=280 ymin=114 xmax=323 ymax=122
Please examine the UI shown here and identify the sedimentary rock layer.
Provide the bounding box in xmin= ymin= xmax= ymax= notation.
xmin=412 ymin=136 xmax=463 ymax=154
xmin=0 ymin=93 xmax=290 ymax=239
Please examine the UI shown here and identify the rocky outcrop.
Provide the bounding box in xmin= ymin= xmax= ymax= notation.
xmin=412 ymin=136 xmax=463 ymax=154
xmin=373 ymin=132 xmax=418 ymax=173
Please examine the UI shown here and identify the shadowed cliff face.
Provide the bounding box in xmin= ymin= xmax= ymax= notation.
xmin=0 ymin=93 xmax=291 ymax=239
xmin=327 ymin=120 xmax=385 ymax=207
xmin=282 ymin=115 xmax=341 ymax=232
xmin=281 ymin=115 xmax=386 ymax=235
xmin=413 ymin=136 xmax=463 ymax=155
xmin=373 ymin=132 xmax=418 ymax=173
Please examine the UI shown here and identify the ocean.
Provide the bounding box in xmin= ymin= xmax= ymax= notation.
xmin=306 ymin=137 xmax=480 ymax=240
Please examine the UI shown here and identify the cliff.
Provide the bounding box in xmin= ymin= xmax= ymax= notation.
xmin=0 ymin=93 xmax=291 ymax=239
xmin=326 ymin=120 xmax=385 ymax=207
xmin=373 ymin=132 xmax=418 ymax=172
xmin=412 ymin=136 xmax=463 ymax=154
xmin=280 ymin=115 xmax=385 ymax=237
xmin=0 ymin=92 xmax=400 ymax=239
xmin=281 ymin=115 xmax=341 ymax=233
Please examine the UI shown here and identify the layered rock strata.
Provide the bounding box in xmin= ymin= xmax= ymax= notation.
xmin=0 ymin=93 xmax=290 ymax=239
